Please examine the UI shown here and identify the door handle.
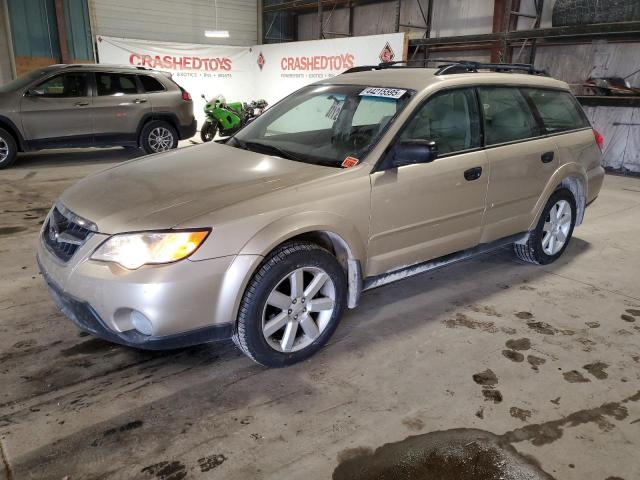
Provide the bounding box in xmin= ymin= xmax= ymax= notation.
xmin=74 ymin=101 xmax=89 ymax=107
xmin=464 ymin=166 xmax=483 ymax=181
xmin=541 ymin=151 xmax=555 ymax=163
xmin=133 ymin=98 xmax=148 ymax=104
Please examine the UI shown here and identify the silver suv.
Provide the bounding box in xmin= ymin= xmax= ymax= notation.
xmin=0 ymin=64 xmax=196 ymax=168
xmin=37 ymin=61 xmax=604 ymax=367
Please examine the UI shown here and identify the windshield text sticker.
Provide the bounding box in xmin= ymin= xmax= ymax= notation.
xmin=359 ymin=87 xmax=407 ymax=99
xmin=326 ymin=99 xmax=345 ymax=121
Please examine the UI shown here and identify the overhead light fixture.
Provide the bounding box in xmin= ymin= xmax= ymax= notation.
xmin=205 ymin=30 xmax=230 ymax=38
xmin=205 ymin=0 xmax=229 ymax=38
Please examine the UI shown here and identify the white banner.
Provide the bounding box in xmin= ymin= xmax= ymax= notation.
xmin=96 ymin=35 xmax=254 ymax=124
xmin=96 ymin=33 xmax=407 ymax=128
xmin=249 ymin=33 xmax=406 ymax=104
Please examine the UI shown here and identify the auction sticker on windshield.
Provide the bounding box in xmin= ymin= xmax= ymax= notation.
xmin=360 ymin=87 xmax=407 ymax=99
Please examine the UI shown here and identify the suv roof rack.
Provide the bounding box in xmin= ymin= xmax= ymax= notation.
xmin=342 ymin=59 xmax=548 ymax=76
xmin=60 ymin=64 xmax=154 ymax=71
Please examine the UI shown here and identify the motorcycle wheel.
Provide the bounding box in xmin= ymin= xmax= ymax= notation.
xmin=200 ymin=122 xmax=218 ymax=142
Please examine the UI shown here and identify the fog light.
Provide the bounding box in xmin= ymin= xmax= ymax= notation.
xmin=130 ymin=310 xmax=153 ymax=336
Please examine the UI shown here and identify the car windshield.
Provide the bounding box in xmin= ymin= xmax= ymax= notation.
xmin=230 ymin=84 xmax=413 ymax=167
xmin=0 ymin=69 xmax=52 ymax=93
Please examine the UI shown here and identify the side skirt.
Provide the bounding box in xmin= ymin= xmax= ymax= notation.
xmin=363 ymin=232 xmax=529 ymax=291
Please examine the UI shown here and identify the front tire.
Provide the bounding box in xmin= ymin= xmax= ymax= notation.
xmin=233 ymin=242 xmax=347 ymax=367
xmin=0 ymin=128 xmax=18 ymax=169
xmin=140 ymin=120 xmax=178 ymax=154
xmin=514 ymin=188 xmax=577 ymax=265
xmin=200 ymin=121 xmax=217 ymax=142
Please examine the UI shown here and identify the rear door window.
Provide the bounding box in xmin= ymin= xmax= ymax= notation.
xmin=96 ymin=73 xmax=139 ymax=96
xmin=523 ymin=88 xmax=590 ymax=133
xmin=139 ymin=75 xmax=165 ymax=93
xmin=478 ymin=87 xmax=541 ymax=145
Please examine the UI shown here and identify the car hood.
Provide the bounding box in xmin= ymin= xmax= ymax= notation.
xmin=59 ymin=143 xmax=337 ymax=233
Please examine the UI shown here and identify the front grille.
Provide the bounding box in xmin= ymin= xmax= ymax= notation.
xmin=42 ymin=205 xmax=94 ymax=262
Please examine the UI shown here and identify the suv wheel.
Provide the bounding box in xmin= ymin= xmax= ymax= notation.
xmin=141 ymin=121 xmax=178 ymax=154
xmin=514 ymin=188 xmax=576 ymax=265
xmin=233 ymin=242 xmax=347 ymax=367
xmin=0 ymin=128 xmax=18 ymax=169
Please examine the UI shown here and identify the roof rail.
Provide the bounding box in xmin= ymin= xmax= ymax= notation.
xmin=342 ymin=59 xmax=548 ymax=76
xmin=434 ymin=61 xmax=548 ymax=76
xmin=61 ymin=64 xmax=154 ymax=71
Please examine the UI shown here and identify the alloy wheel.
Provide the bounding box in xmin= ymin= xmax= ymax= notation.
xmin=0 ymin=137 xmax=8 ymax=162
xmin=148 ymin=127 xmax=174 ymax=152
xmin=262 ymin=267 xmax=336 ymax=353
xmin=542 ymin=199 xmax=572 ymax=255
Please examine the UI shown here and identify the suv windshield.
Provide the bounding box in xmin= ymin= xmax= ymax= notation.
xmin=230 ymin=84 xmax=413 ymax=167
xmin=0 ymin=68 xmax=52 ymax=93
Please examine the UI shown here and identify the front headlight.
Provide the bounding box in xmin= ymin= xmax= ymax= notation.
xmin=91 ymin=230 xmax=210 ymax=270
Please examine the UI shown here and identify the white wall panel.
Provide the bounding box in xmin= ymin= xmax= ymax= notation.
xmin=430 ymin=0 xmax=494 ymax=37
xmin=91 ymin=0 xmax=257 ymax=47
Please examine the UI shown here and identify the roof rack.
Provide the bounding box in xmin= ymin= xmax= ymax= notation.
xmin=342 ymin=59 xmax=548 ymax=76
xmin=61 ymin=64 xmax=154 ymax=71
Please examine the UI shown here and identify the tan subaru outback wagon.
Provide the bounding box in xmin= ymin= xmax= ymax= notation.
xmin=37 ymin=61 xmax=604 ymax=367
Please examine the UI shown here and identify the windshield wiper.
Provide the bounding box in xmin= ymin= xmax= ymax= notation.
xmin=242 ymin=141 xmax=305 ymax=163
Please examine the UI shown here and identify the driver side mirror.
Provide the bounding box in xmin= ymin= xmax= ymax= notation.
xmin=388 ymin=140 xmax=438 ymax=168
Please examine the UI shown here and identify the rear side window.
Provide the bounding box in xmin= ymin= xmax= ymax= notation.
xmin=139 ymin=75 xmax=165 ymax=93
xmin=96 ymin=73 xmax=139 ymax=96
xmin=523 ymin=89 xmax=589 ymax=133
xmin=478 ymin=87 xmax=541 ymax=145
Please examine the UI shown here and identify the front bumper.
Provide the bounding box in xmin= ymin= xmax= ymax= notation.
xmin=37 ymin=232 xmax=260 ymax=350
xmin=40 ymin=260 xmax=232 ymax=349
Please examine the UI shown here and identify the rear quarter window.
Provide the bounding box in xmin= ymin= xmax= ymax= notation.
xmin=139 ymin=75 xmax=165 ymax=93
xmin=523 ymin=89 xmax=590 ymax=133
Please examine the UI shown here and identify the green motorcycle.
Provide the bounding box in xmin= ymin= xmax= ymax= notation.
xmin=200 ymin=95 xmax=268 ymax=142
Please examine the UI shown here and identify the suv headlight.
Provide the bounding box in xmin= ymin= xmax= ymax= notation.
xmin=91 ymin=230 xmax=210 ymax=270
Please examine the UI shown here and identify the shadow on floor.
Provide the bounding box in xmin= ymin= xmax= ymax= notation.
xmin=12 ymin=147 xmax=146 ymax=169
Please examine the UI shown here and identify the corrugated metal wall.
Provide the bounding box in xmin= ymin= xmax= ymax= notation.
xmin=297 ymin=0 xmax=496 ymax=41
xmin=295 ymin=0 xmax=556 ymax=40
xmin=91 ymin=0 xmax=258 ymax=46
xmin=65 ymin=0 xmax=93 ymax=61
xmin=7 ymin=0 xmax=60 ymax=58
xmin=532 ymin=41 xmax=640 ymax=173
xmin=0 ymin=0 xmax=13 ymax=84
xmin=6 ymin=0 xmax=61 ymax=75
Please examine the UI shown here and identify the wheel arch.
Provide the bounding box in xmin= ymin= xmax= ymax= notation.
xmin=529 ymin=163 xmax=587 ymax=230
xmin=136 ymin=113 xmax=180 ymax=145
xmin=224 ymin=214 xmax=367 ymax=324
xmin=0 ymin=115 xmax=26 ymax=151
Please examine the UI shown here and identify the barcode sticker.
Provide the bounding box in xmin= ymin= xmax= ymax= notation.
xmin=359 ymin=87 xmax=407 ymax=99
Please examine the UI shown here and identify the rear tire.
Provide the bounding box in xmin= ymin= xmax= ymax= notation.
xmin=514 ymin=188 xmax=577 ymax=265
xmin=0 ymin=127 xmax=18 ymax=169
xmin=200 ymin=121 xmax=217 ymax=142
xmin=233 ymin=241 xmax=347 ymax=367
xmin=140 ymin=120 xmax=178 ymax=154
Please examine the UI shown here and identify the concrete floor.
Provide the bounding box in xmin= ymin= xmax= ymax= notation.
xmin=1 ymin=146 xmax=639 ymax=480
